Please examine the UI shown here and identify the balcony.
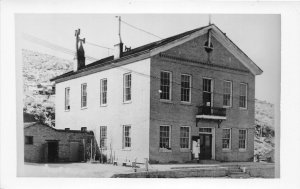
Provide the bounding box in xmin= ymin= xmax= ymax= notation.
xmin=196 ymin=106 xmax=227 ymax=120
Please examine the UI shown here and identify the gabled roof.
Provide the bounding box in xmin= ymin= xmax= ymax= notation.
xmin=51 ymin=24 xmax=262 ymax=83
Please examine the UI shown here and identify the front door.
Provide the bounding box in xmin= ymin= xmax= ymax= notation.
xmin=199 ymin=134 xmax=212 ymax=160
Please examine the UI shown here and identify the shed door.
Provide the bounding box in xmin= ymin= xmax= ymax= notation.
xmin=70 ymin=142 xmax=80 ymax=162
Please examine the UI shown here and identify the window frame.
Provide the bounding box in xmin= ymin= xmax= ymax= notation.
xmin=123 ymin=73 xmax=132 ymax=103
xmin=239 ymin=83 xmax=248 ymax=109
xmin=238 ymin=129 xmax=247 ymax=151
xmin=65 ymin=87 xmax=70 ymax=111
xmin=180 ymin=74 xmax=192 ymax=103
xmin=202 ymin=77 xmax=214 ymax=106
xmin=25 ymin=136 xmax=33 ymax=145
xmin=222 ymin=128 xmax=231 ymax=150
xmin=122 ymin=125 xmax=131 ymax=150
xmin=100 ymin=78 xmax=108 ymax=106
xmin=159 ymin=125 xmax=172 ymax=152
xmin=223 ymin=80 xmax=232 ymax=108
xmin=100 ymin=126 xmax=107 ymax=150
xmin=81 ymin=83 xmax=87 ymax=109
xmin=160 ymin=71 xmax=172 ymax=101
xmin=180 ymin=126 xmax=190 ymax=150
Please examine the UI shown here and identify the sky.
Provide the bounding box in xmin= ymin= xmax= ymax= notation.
xmin=16 ymin=14 xmax=280 ymax=105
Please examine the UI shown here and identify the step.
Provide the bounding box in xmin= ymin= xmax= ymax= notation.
xmin=228 ymin=172 xmax=250 ymax=178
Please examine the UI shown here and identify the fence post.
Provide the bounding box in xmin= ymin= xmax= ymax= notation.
xmin=145 ymin=158 xmax=149 ymax=172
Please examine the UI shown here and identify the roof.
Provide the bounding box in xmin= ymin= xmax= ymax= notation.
xmin=51 ymin=24 xmax=262 ymax=82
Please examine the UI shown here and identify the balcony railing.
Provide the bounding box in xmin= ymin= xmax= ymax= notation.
xmin=196 ymin=106 xmax=226 ymax=119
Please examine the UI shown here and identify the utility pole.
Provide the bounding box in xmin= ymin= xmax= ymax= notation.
xmin=116 ymin=16 xmax=122 ymax=43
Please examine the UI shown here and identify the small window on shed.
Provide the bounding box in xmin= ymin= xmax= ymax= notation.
xmin=25 ymin=136 xmax=33 ymax=145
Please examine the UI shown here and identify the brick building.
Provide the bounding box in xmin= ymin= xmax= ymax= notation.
xmin=24 ymin=122 xmax=95 ymax=163
xmin=51 ymin=24 xmax=262 ymax=164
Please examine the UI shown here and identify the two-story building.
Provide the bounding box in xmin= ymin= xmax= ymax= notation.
xmin=51 ymin=24 xmax=262 ymax=164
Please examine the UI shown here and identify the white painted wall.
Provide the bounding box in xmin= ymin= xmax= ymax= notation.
xmin=55 ymin=58 xmax=151 ymax=163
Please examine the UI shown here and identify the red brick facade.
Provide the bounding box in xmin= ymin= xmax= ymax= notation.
xmin=149 ymin=35 xmax=255 ymax=163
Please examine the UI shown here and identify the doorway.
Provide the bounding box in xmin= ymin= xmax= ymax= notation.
xmin=199 ymin=134 xmax=212 ymax=160
xmin=70 ymin=142 xmax=80 ymax=162
xmin=47 ymin=141 xmax=58 ymax=162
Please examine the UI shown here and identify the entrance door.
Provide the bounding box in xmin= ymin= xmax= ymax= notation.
xmin=47 ymin=141 xmax=58 ymax=162
xmin=199 ymin=134 xmax=212 ymax=160
xmin=70 ymin=142 xmax=80 ymax=162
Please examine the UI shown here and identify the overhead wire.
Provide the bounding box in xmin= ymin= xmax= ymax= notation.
xmin=23 ymin=33 xmax=256 ymax=103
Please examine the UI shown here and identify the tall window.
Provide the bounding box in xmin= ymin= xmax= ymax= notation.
xmin=223 ymin=81 xmax=232 ymax=107
xmin=100 ymin=79 xmax=107 ymax=106
xmin=239 ymin=129 xmax=247 ymax=150
xmin=123 ymin=125 xmax=131 ymax=148
xmin=180 ymin=126 xmax=190 ymax=149
xmin=159 ymin=126 xmax=171 ymax=149
xmin=160 ymin=71 xmax=171 ymax=100
xmin=123 ymin=73 xmax=131 ymax=102
xmin=81 ymin=83 xmax=87 ymax=108
xmin=181 ymin=74 xmax=191 ymax=102
xmin=222 ymin=128 xmax=231 ymax=149
xmin=203 ymin=78 xmax=213 ymax=106
xmin=65 ymin=87 xmax=70 ymax=110
xmin=239 ymin=83 xmax=247 ymax=108
xmin=100 ymin=126 xmax=107 ymax=149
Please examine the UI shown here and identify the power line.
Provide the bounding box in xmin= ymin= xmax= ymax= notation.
xmin=121 ymin=19 xmax=163 ymax=40
xmin=23 ymin=33 xmax=256 ymax=103
xmin=85 ymin=41 xmax=113 ymax=50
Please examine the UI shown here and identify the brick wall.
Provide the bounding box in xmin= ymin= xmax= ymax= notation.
xmin=24 ymin=123 xmax=94 ymax=163
xmin=149 ymin=34 xmax=255 ymax=163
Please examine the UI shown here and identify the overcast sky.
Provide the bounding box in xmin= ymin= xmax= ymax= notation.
xmin=16 ymin=14 xmax=280 ymax=105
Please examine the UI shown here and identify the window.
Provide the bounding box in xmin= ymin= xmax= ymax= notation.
xmin=181 ymin=74 xmax=191 ymax=102
xmin=239 ymin=129 xmax=247 ymax=150
xmin=99 ymin=126 xmax=107 ymax=149
xmin=159 ymin=126 xmax=171 ymax=149
xmin=25 ymin=136 xmax=33 ymax=145
xmin=203 ymin=78 xmax=213 ymax=106
xmin=222 ymin=129 xmax=231 ymax=149
xmin=81 ymin=83 xmax=87 ymax=108
xmin=100 ymin=79 xmax=107 ymax=106
xmin=65 ymin=87 xmax=70 ymax=110
xmin=122 ymin=125 xmax=131 ymax=148
xmin=223 ymin=81 xmax=232 ymax=107
xmin=180 ymin=126 xmax=190 ymax=149
xmin=160 ymin=71 xmax=171 ymax=100
xmin=123 ymin=73 xmax=131 ymax=102
xmin=239 ymin=83 xmax=247 ymax=108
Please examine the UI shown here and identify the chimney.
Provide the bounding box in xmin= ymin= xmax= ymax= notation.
xmin=74 ymin=29 xmax=85 ymax=72
xmin=81 ymin=127 xmax=87 ymax=132
xmin=114 ymin=42 xmax=123 ymax=59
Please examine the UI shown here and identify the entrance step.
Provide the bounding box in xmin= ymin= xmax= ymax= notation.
xmin=228 ymin=172 xmax=250 ymax=178
xmin=199 ymin=160 xmax=220 ymax=164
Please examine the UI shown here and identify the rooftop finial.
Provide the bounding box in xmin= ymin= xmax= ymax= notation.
xmin=209 ymin=14 xmax=212 ymax=25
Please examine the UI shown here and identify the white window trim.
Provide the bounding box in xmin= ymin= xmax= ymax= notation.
xmin=180 ymin=126 xmax=191 ymax=152
xmin=202 ymin=77 xmax=214 ymax=107
xmin=159 ymin=125 xmax=172 ymax=152
xmin=180 ymin=74 xmax=192 ymax=104
xmin=238 ymin=129 xmax=247 ymax=151
xmin=160 ymin=70 xmax=172 ymax=102
xmin=100 ymin=78 xmax=107 ymax=106
xmin=81 ymin=83 xmax=87 ymax=109
xmin=239 ymin=83 xmax=248 ymax=109
xmin=222 ymin=128 xmax=232 ymax=151
xmin=122 ymin=125 xmax=131 ymax=150
xmin=223 ymin=80 xmax=232 ymax=108
xmin=65 ymin=87 xmax=70 ymax=111
xmin=123 ymin=73 xmax=132 ymax=103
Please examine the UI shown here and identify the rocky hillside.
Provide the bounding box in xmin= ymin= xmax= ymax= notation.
xmin=23 ymin=49 xmax=74 ymax=127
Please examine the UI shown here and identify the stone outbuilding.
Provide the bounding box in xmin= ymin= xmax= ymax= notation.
xmin=24 ymin=122 xmax=96 ymax=163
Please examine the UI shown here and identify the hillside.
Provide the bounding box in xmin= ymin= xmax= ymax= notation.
xmin=23 ymin=49 xmax=74 ymax=127
xmin=22 ymin=50 xmax=275 ymax=161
